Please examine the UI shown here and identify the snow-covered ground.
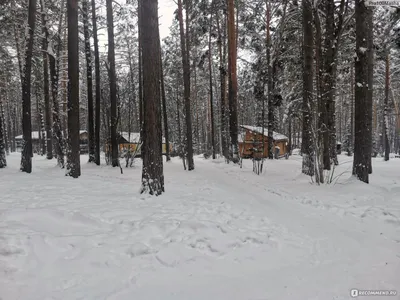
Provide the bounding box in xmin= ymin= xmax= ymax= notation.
xmin=0 ymin=153 xmax=399 ymax=300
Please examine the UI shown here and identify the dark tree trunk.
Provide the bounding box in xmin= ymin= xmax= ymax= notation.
xmin=83 ymin=0 xmax=95 ymax=163
xmin=348 ymin=62 xmax=354 ymax=156
xmin=301 ymin=0 xmax=314 ymax=176
xmin=20 ymin=0 xmax=37 ymax=173
xmin=138 ymin=0 xmax=145 ymax=159
xmin=0 ymin=98 xmax=6 ymax=168
xmin=0 ymin=100 xmax=9 ymax=156
xmin=384 ymin=52 xmax=390 ymax=161
xmin=66 ymin=0 xmax=81 ymax=178
xmin=177 ymin=0 xmax=194 ymax=170
xmin=106 ymin=0 xmax=118 ymax=167
xmin=7 ymin=100 xmax=15 ymax=152
xmin=216 ymin=9 xmax=229 ymax=160
xmin=353 ymin=0 xmax=370 ymax=183
xmin=266 ymin=3 xmax=274 ymax=160
xmin=208 ymin=9 xmax=216 ymax=159
xmin=140 ymin=0 xmax=164 ymax=195
xmin=48 ymin=0 xmax=65 ymax=167
xmin=367 ymin=9 xmax=373 ymax=173
xmin=41 ymin=0 xmax=53 ymax=160
xmin=0 ymin=98 xmax=7 ymax=169
xmin=227 ymin=0 xmax=239 ymax=163
xmin=160 ymin=50 xmax=170 ymax=161
xmin=91 ymin=0 xmax=101 ymax=165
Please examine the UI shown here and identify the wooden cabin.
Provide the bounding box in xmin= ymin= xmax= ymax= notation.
xmin=15 ymin=130 xmax=88 ymax=154
xmin=105 ymin=132 xmax=172 ymax=157
xmin=238 ymin=125 xmax=289 ymax=159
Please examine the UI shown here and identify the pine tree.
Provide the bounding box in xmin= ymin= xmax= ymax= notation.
xmin=140 ymin=0 xmax=164 ymax=195
xmin=66 ymin=0 xmax=81 ymax=178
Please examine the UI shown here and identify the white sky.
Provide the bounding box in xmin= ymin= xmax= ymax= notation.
xmin=159 ymin=0 xmax=175 ymax=39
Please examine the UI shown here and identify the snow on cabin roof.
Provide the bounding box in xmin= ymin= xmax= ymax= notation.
xmin=240 ymin=125 xmax=288 ymax=141
xmin=119 ymin=132 xmax=167 ymax=144
xmin=15 ymin=130 xmax=88 ymax=140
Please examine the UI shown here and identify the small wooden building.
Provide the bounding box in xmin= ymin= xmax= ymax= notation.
xmin=238 ymin=125 xmax=289 ymax=158
xmin=105 ymin=132 xmax=172 ymax=157
xmin=15 ymin=130 xmax=88 ymax=153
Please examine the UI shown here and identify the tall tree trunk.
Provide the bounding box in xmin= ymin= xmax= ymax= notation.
xmin=177 ymin=0 xmax=194 ymax=170
xmin=160 ymin=50 xmax=171 ymax=161
xmin=106 ymin=0 xmax=118 ymax=167
xmin=208 ymin=9 xmax=216 ymax=159
xmin=301 ymin=0 xmax=314 ymax=176
xmin=41 ymin=0 xmax=53 ymax=160
xmin=0 ymin=97 xmax=6 ymax=168
xmin=348 ymin=61 xmax=354 ymax=156
xmin=216 ymin=9 xmax=229 ymax=160
xmin=266 ymin=2 xmax=274 ymax=160
xmin=227 ymin=0 xmax=239 ymax=163
xmin=0 ymin=99 xmax=9 ymax=156
xmin=48 ymin=0 xmax=65 ymax=167
xmin=138 ymin=0 xmax=145 ymax=159
xmin=83 ymin=0 xmax=95 ymax=162
xmin=91 ymin=0 xmax=101 ymax=165
xmin=353 ymin=0 xmax=370 ymax=183
xmin=367 ymin=9 xmax=373 ymax=173
xmin=384 ymin=52 xmax=390 ymax=161
xmin=314 ymin=8 xmax=324 ymax=183
xmin=140 ymin=0 xmax=164 ymax=195
xmin=20 ymin=0 xmax=37 ymax=173
xmin=66 ymin=0 xmax=81 ymax=178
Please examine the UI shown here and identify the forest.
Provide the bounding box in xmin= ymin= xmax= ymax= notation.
xmin=0 ymin=0 xmax=400 ymax=298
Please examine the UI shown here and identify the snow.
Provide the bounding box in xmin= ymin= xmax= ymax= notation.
xmin=240 ymin=125 xmax=288 ymax=141
xmin=120 ymin=132 xmax=166 ymax=144
xmin=0 ymin=153 xmax=399 ymax=299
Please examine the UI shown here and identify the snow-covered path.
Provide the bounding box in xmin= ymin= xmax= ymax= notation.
xmin=0 ymin=154 xmax=399 ymax=299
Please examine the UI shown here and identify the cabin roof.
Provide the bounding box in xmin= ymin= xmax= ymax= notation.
xmin=240 ymin=125 xmax=288 ymax=141
xmin=15 ymin=130 xmax=87 ymax=140
xmin=112 ymin=132 xmax=167 ymax=144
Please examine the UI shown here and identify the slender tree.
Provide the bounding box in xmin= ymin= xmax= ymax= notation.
xmin=106 ymin=0 xmax=118 ymax=167
xmin=20 ymin=0 xmax=37 ymax=173
xmin=0 ymin=97 xmax=6 ymax=168
xmin=40 ymin=0 xmax=53 ymax=160
xmin=177 ymin=0 xmax=194 ymax=170
xmin=66 ymin=0 xmax=81 ymax=178
xmin=301 ymin=0 xmax=314 ymax=176
xmin=140 ymin=0 xmax=164 ymax=195
xmin=208 ymin=6 xmax=216 ymax=159
xmin=227 ymin=0 xmax=239 ymax=163
xmin=83 ymin=0 xmax=95 ymax=163
xmin=160 ymin=50 xmax=170 ymax=161
xmin=91 ymin=0 xmax=101 ymax=165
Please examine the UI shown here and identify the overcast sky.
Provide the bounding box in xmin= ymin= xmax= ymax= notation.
xmin=159 ymin=0 xmax=175 ymax=39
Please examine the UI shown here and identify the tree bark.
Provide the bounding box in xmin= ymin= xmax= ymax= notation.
xmin=106 ymin=0 xmax=119 ymax=167
xmin=177 ymin=0 xmax=194 ymax=170
xmin=353 ymin=0 xmax=370 ymax=183
xmin=301 ymin=0 xmax=314 ymax=176
xmin=41 ymin=0 xmax=53 ymax=160
xmin=20 ymin=0 xmax=37 ymax=173
xmin=216 ymin=9 xmax=229 ymax=160
xmin=48 ymin=0 xmax=65 ymax=167
xmin=83 ymin=0 xmax=95 ymax=163
xmin=0 ymin=97 xmax=6 ymax=168
xmin=384 ymin=52 xmax=390 ymax=161
xmin=91 ymin=0 xmax=101 ymax=165
xmin=227 ymin=0 xmax=239 ymax=163
xmin=160 ymin=50 xmax=171 ymax=161
xmin=66 ymin=0 xmax=81 ymax=178
xmin=208 ymin=8 xmax=216 ymax=159
xmin=140 ymin=0 xmax=164 ymax=195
